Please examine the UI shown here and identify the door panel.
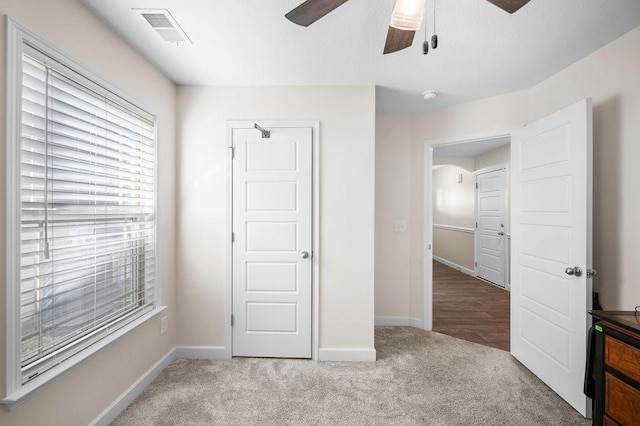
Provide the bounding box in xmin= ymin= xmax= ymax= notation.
xmin=511 ymin=98 xmax=592 ymax=416
xmin=232 ymin=127 xmax=312 ymax=358
xmin=476 ymin=168 xmax=507 ymax=286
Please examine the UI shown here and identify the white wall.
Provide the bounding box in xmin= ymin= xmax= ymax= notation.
xmin=176 ymin=86 xmax=376 ymax=351
xmin=0 ymin=1 xmax=177 ymax=425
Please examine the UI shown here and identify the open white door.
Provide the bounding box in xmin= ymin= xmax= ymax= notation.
xmin=511 ymin=99 xmax=593 ymax=416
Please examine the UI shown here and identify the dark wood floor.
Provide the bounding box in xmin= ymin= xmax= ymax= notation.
xmin=433 ymin=261 xmax=510 ymax=351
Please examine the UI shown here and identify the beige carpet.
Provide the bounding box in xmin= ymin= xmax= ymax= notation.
xmin=113 ymin=327 xmax=590 ymax=425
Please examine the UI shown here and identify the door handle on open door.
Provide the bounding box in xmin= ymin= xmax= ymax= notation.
xmin=565 ymin=266 xmax=583 ymax=277
xmin=301 ymin=251 xmax=310 ymax=259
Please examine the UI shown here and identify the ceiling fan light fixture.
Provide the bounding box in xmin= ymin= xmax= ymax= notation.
xmin=389 ymin=0 xmax=425 ymax=31
xmin=422 ymin=90 xmax=438 ymax=101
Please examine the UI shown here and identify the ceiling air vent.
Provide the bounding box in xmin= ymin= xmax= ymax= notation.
xmin=134 ymin=9 xmax=192 ymax=45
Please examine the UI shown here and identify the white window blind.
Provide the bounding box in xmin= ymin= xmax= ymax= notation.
xmin=18 ymin=46 xmax=156 ymax=383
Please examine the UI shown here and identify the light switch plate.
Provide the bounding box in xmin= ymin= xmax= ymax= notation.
xmin=394 ymin=220 xmax=407 ymax=233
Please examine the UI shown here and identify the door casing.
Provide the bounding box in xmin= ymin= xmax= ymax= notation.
xmin=226 ymin=121 xmax=320 ymax=360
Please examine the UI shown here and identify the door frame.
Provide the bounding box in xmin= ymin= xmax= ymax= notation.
xmin=474 ymin=165 xmax=509 ymax=289
xmin=422 ymin=128 xmax=515 ymax=330
xmin=225 ymin=120 xmax=320 ymax=360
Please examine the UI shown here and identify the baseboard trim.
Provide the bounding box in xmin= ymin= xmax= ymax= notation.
xmin=91 ymin=345 xmax=228 ymax=425
xmin=433 ymin=255 xmax=475 ymax=277
xmin=174 ymin=346 xmax=228 ymax=359
xmin=318 ymin=347 xmax=376 ymax=362
xmin=408 ymin=318 xmax=425 ymax=329
xmin=91 ymin=348 xmax=176 ymax=426
xmin=375 ymin=316 xmax=424 ymax=329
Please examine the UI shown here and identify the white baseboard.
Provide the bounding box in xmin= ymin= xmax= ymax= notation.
xmin=408 ymin=318 xmax=425 ymax=329
xmin=318 ymin=348 xmax=377 ymax=362
xmin=91 ymin=348 xmax=176 ymax=426
xmin=91 ymin=345 xmax=228 ymax=425
xmin=374 ymin=316 xmax=424 ymax=329
xmin=174 ymin=346 xmax=228 ymax=359
xmin=433 ymin=255 xmax=475 ymax=277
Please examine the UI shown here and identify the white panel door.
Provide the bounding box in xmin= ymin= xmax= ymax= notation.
xmin=232 ymin=127 xmax=312 ymax=358
xmin=476 ymin=168 xmax=507 ymax=287
xmin=511 ymin=99 xmax=592 ymax=415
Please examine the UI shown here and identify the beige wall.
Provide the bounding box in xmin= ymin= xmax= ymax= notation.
xmin=475 ymin=145 xmax=510 ymax=171
xmin=433 ymin=156 xmax=475 ymax=170
xmin=433 ymin=228 xmax=475 ymax=271
xmin=176 ymin=86 xmax=376 ymax=350
xmin=430 ymin=146 xmax=510 ymax=272
xmin=375 ymin=116 xmax=412 ymax=318
xmin=0 ymin=1 xmax=177 ymax=425
xmin=431 ymin=164 xmax=475 ymax=270
xmin=432 ymin=164 xmax=475 ymax=228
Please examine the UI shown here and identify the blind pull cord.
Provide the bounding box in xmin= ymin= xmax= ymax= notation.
xmin=44 ymin=66 xmax=51 ymax=259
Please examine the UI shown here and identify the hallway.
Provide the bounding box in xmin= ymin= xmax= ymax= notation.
xmin=433 ymin=261 xmax=510 ymax=351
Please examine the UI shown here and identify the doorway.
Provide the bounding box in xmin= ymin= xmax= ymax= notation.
xmin=226 ymin=121 xmax=320 ymax=360
xmin=422 ymin=98 xmax=593 ymax=417
xmin=429 ymin=135 xmax=511 ymax=350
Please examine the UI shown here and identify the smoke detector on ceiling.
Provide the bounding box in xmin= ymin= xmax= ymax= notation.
xmin=422 ymin=90 xmax=438 ymax=101
xmin=134 ymin=8 xmax=192 ymax=45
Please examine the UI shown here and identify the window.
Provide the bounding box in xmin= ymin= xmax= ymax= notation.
xmin=5 ymin=19 xmax=159 ymax=402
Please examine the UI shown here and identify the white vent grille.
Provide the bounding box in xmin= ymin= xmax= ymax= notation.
xmin=134 ymin=9 xmax=192 ymax=45
xmin=156 ymin=29 xmax=184 ymax=43
xmin=141 ymin=13 xmax=174 ymax=28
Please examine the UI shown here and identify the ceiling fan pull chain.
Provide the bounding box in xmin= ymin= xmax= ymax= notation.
xmin=423 ymin=0 xmax=429 ymax=55
xmin=432 ymin=0 xmax=438 ymax=49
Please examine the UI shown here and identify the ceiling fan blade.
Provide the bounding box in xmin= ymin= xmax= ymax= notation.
xmin=383 ymin=26 xmax=416 ymax=55
xmin=486 ymin=0 xmax=530 ymax=14
xmin=285 ymin=0 xmax=351 ymax=27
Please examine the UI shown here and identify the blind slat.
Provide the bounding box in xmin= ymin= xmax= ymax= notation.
xmin=18 ymin=50 xmax=156 ymax=384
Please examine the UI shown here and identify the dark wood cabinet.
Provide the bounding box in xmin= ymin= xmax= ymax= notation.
xmin=590 ymin=311 xmax=640 ymax=426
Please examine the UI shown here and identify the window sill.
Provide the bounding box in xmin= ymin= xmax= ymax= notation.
xmin=1 ymin=306 xmax=166 ymax=410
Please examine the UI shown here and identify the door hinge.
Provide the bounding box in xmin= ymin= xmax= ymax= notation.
xmin=475 ymin=222 xmax=478 ymax=228
xmin=476 ymin=183 xmax=478 ymax=189
xmin=232 ymin=232 xmax=235 ymax=243
xmin=229 ymin=146 xmax=235 ymax=158
xmin=475 ymin=261 xmax=477 ymax=267
xmin=230 ymin=314 xmax=234 ymax=327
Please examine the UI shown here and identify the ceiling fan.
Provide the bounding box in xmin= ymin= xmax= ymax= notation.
xmin=285 ymin=0 xmax=530 ymax=54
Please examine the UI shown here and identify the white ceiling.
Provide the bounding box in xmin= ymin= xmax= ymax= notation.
xmin=82 ymin=0 xmax=640 ymax=114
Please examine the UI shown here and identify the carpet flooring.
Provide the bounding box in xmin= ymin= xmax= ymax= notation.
xmin=113 ymin=327 xmax=590 ymax=425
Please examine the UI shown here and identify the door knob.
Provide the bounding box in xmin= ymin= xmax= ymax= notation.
xmin=301 ymin=251 xmax=310 ymax=259
xmin=565 ymin=266 xmax=583 ymax=277
xmin=498 ymin=232 xmax=505 ymax=236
